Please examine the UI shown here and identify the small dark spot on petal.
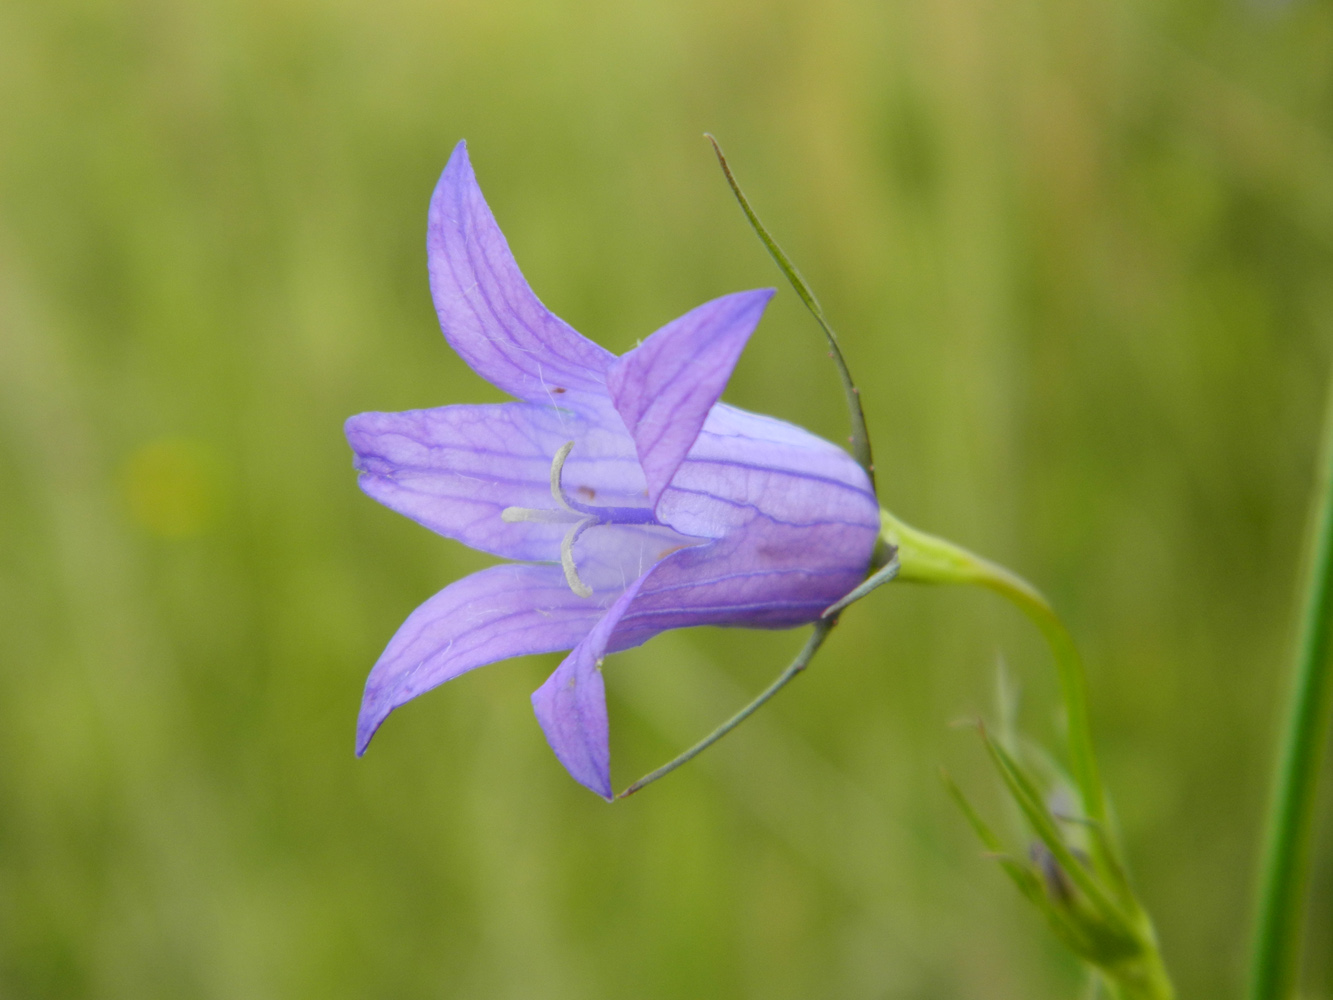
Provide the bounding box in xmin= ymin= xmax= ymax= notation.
xmin=577 ymin=486 xmax=596 ymax=500
xmin=552 ymin=387 xmax=567 ymax=394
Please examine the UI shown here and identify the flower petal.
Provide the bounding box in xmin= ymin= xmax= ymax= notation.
xmin=612 ymin=402 xmax=880 ymax=639
xmin=346 ymin=402 xmax=647 ymax=562
xmin=606 ymin=289 xmax=774 ymax=505
xmin=617 ymin=516 xmax=872 ymax=635
xmin=656 ymin=401 xmax=879 ymax=543
xmin=530 ymin=568 xmax=656 ymax=799
xmin=429 ymin=141 xmax=614 ymax=408
xmin=357 ymin=563 xmax=616 ymax=755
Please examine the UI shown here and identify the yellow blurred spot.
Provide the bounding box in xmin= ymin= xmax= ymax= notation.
xmin=121 ymin=438 xmax=220 ymax=538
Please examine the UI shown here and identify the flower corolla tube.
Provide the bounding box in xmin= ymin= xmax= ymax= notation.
xmin=346 ymin=141 xmax=880 ymax=798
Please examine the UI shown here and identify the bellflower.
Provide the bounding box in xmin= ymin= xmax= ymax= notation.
xmin=346 ymin=141 xmax=879 ymax=799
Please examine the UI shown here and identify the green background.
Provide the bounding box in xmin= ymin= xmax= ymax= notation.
xmin=2 ymin=0 xmax=1331 ymax=996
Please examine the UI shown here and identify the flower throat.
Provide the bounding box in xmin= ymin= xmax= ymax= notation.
xmin=501 ymin=441 xmax=656 ymax=598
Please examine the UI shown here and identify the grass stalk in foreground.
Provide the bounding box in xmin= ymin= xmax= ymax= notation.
xmin=1247 ymin=373 xmax=1333 ymax=1000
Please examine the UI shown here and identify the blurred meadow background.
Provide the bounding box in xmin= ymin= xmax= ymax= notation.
xmin=2 ymin=0 xmax=1332 ymax=996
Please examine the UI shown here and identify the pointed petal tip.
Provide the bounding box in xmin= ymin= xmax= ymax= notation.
xmin=527 ymin=572 xmax=660 ymax=801
xmin=531 ymin=669 xmax=613 ymax=801
xmin=737 ymin=285 xmax=777 ymax=303
xmin=703 ymin=287 xmax=776 ymax=325
xmin=741 ymin=287 xmax=776 ymax=324
xmin=355 ymin=705 xmax=384 ymax=757
xmin=432 ymin=140 xmax=477 ymax=217
xmin=581 ymin=764 xmax=614 ymax=802
xmin=442 ymin=138 xmax=470 ymax=177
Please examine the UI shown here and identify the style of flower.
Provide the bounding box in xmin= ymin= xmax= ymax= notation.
xmin=346 ymin=141 xmax=880 ymax=799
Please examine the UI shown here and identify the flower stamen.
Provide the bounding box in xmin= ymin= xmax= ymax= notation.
xmin=501 ymin=441 xmax=656 ymax=599
xmin=500 ymin=440 xmax=583 ymax=526
xmin=560 ymin=517 xmax=597 ymax=598
xmin=549 ymin=440 xmax=579 ymax=512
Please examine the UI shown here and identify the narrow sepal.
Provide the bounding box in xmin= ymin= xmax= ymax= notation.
xmin=618 ymin=619 xmax=834 ymax=798
xmin=821 ymin=548 xmax=899 ymax=618
xmin=976 ymin=723 xmax=1131 ymax=932
xmin=940 ymin=768 xmax=1044 ymax=903
xmin=706 ymin=135 xmax=875 ymax=493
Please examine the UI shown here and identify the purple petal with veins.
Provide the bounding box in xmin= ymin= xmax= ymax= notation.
xmin=346 ymin=402 xmax=648 ymax=563
xmin=356 ymin=563 xmax=618 ymax=755
xmin=608 ymin=288 xmax=773 ymax=506
xmin=428 ymin=140 xmax=614 ymax=412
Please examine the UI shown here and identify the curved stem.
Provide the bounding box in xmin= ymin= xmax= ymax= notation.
xmin=888 ymin=509 xmax=1172 ymax=996
xmin=1247 ymin=374 xmax=1333 ymax=1000
xmin=880 ymin=510 xmax=1107 ymax=829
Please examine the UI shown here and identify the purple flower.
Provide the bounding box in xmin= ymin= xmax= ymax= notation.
xmin=346 ymin=141 xmax=879 ymax=799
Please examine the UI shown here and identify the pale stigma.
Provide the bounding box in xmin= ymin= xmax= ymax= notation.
xmin=500 ymin=440 xmax=596 ymax=599
xmin=559 ymin=518 xmax=596 ymax=598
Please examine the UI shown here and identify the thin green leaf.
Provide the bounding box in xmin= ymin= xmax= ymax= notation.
xmin=941 ymin=768 xmax=1043 ymax=902
xmin=1249 ymin=365 xmax=1333 ymax=1000
xmin=994 ymin=655 xmax=1022 ymax=753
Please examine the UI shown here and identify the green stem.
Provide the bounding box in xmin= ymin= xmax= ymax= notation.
xmin=889 ymin=509 xmax=1172 ymax=996
xmin=1102 ymin=949 xmax=1176 ymax=1000
xmin=880 ymin=509 xmax=1107 ymax=830
xmin=1247 ymin=376 xmax=1333 ymax=1000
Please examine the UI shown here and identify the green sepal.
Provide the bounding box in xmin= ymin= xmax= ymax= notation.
xmin=941 ymin=767 xmax=1045 ymax=905
xmin=705 ymin=135 xmax=876 ymax=494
